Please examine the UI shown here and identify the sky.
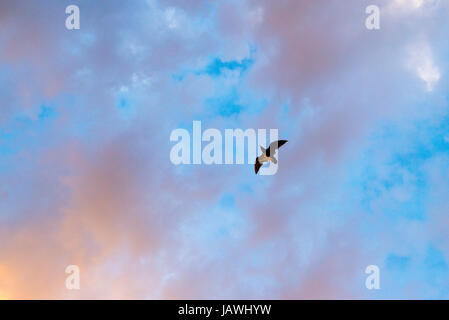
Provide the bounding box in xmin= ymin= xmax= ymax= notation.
xmin=0 ymin=0 xmax=449 ymax=299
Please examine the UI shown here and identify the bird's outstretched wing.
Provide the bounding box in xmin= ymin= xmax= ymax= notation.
xmin=265 ymin=140 xmax=288 ymax=157
xmin=255 ymin=158 xmax=262 ymax=174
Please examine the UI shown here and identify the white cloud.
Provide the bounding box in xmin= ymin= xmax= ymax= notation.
xmin=164 ymin=7 xmax=179 ymax=29
xmin=387 ymin=0 xmax=437 ymax=14
xmin=406 ymin=42 xmax=440 ymax=92
xmin=248 ymin=7 xmax=264 ymax=27
xmin=395 ymin=0 xmax=426 ymax=9
xmin=392 ymin=0 xmax=434 ymax=10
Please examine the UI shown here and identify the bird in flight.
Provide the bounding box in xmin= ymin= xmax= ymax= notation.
xmin=255 ymin=140 xmax=288 ymax=174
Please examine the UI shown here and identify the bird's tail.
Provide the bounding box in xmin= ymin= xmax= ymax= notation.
xmin=260 ymin=146 xmax=267 ymax=154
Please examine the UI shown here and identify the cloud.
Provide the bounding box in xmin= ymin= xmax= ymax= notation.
xmin=1 ymin=0 xmax=449 ymax=299
xmin=389 ymin=0 xmax=436 ymax=12
xmin=407 ymin=42 xmax=441 ymax=91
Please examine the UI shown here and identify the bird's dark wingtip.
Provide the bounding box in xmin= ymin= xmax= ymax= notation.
xmin=254 ymin=158 xmax=261 ymax=175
